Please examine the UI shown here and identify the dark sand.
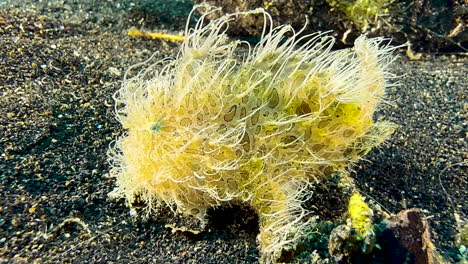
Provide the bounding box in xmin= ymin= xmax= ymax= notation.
xmin=0 ymin=1 xmax=466 ymax=263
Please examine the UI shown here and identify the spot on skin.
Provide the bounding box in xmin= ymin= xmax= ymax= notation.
xmin=224 ymin=105 xmax=237 ymax=122
xmin=268 ymin=89 xmax=279 ymax=108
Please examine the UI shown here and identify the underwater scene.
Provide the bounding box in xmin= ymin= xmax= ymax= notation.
xmin=0 ymin=0 xmax=466 ymax=263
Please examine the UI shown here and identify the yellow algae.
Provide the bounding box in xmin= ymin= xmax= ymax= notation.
xmin=348 ymin=192 xmax=374 ymax=239
xmin=128 ymin=27 xmax=185 ymax=42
